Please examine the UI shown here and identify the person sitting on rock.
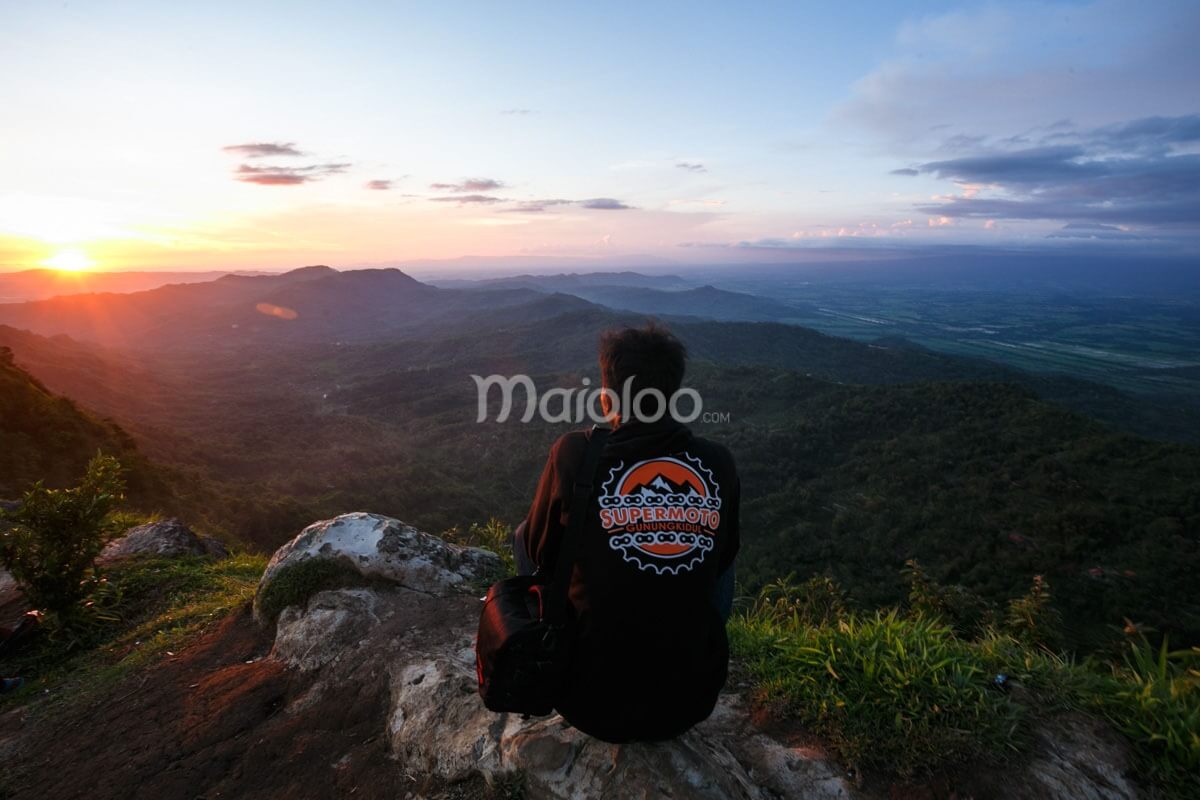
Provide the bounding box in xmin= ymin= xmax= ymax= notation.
xmin=515 ymin=322 xmax=740 ymax=743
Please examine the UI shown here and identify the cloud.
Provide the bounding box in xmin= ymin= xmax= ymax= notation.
xmin=503 ymin=199 xmax=573 ymax=213
xmin=676 ymin=162 xmax=707 ymax=172
xmin=499 ymin=197 xmax=638 ymax=212
xmin=234 ymin=163 xmax=350 ymax=186
xmin=1047 ymin=222 xmax=1142 ymax=240
xmin=907 ymin=115 xmax=1200 ymax=228
xmin=500 ymin=108 xmax=534 ymax=115
xmin=365 ymin=179 xmax=393 ymax=190
xmin=1087 ymin=114 xmax=1200 ymax=155
xmin=430 ymin=178 xmax=506 ymax=192
xmin=580 ymin=198 xmax=633 ymax=210
xmin=223 ymin=142 xmax=305 ymax=158
xmin=917 ymin=145 xmax=1095 ymax=184
xmin=429 ymin=194 xmax=505 ymax=205
xmin=890 ymin=167 xmax=919 ymax=176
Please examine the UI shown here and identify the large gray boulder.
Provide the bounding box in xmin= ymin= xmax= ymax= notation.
xmin=254 ymin=512 xmax=501 ymax=624
xmin=101 ymin=518 xmax=228 ymax=561
xmin=272 ymin=588 xmax=381 ymax=671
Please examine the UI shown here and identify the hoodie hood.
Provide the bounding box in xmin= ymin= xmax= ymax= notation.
xmin=603 ymin=418 xmax=693 ymax=457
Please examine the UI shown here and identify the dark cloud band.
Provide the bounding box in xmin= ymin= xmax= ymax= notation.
xmin=431 ymin=178 xmax=506 ymax=192
xmin=235 ymin=162 xmax=350 ymax=186
xmin=903 ymin=115 xmax=1200 ymax=229
xmin=223 ymin=142 xmax=304 ymax=158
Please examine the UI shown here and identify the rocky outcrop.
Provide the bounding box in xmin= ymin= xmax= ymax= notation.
xmin=387 ymin=651 xmax=854 ymax=800
xmin=101 ymin=518 xmax=228 ymax=561
xmin=270 ymin=583 xmax=855 ymax=799
xmin=258 ymin=514 xmax=1138 ymax=800
xmin=272 ymin=588 xmax=382 ymax=671
xmin=1020 ymin=715 xmax=1139 ymax=799
xmin=254 ymin=512 xmax=501 ymax=623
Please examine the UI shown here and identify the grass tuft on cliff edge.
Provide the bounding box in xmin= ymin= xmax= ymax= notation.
xmin=730 ymin=574 xmax=1200 ymax=797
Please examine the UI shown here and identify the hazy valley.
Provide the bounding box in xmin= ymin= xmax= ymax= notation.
xmin=1 ymin=264 xmax=1197 ymax=655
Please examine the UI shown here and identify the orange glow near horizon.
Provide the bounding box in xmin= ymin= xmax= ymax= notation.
xmin=42 ymin=248 xmax=96 ymax=272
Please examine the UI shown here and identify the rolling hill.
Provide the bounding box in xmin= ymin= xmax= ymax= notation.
xmin=0 ymin=346 xmax=162 ymax=500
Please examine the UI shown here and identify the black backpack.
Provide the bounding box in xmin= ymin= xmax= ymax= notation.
xmin=475 ymin=426 xmax=610 ymax=715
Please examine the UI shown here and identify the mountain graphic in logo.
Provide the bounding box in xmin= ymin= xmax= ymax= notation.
xmin=624 ymin=473 xmax=703 ymax=499
xmin=617 ymin=461 xmax=707 ymax=500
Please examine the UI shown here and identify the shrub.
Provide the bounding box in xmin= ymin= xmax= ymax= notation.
xmin=0 ymin=454 xmax=126 ymax=621
xmin=1003 ymin=574 xmax=1063 ymax=648
xmin=903 ymin=558 xmax=995 ymax=638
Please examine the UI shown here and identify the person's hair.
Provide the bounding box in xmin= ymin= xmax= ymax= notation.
xmin=598 ymin=322 xmax=687 ymax=409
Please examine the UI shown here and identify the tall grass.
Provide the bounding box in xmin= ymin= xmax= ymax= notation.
xmin=443 ymin=517 xmax=516 ymax=577
xmin=732 ymin=608 xmax=1023 ymax=778
xmin=1093 ymin=639 xmax=1200 ymax=791
xmin=731 ymin=573 xmax=1200 ymax=795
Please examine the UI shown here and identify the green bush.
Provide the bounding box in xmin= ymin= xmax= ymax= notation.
xmin=1003 ymin=574 xmax=1063 ymax=648
xmin=903 ymin=559 xmax=996 ymax=639
xmin=0 ymin=454 xmax=126 ymax=621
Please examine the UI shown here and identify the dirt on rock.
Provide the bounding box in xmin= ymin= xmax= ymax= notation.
xmin=0 ymin=602 xmax=508 ymax=800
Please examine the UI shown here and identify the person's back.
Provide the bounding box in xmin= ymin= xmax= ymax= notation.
xmin=517 ymin=324 xmax=740 ymax=742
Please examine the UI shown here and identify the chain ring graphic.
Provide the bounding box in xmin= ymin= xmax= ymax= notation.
xmin=609 ymin=530 xmax=714 ymax=575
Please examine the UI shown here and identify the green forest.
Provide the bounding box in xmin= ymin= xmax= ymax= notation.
xmin=2 ymin=313 xmax=1197 ymax=655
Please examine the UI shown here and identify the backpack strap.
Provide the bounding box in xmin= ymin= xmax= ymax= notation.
xmin=543 ymin=425 xmax=611 ymax=627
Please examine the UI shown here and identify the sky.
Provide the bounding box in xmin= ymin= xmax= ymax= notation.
xmin=1 ymin=0 xmax=1197 ymax=272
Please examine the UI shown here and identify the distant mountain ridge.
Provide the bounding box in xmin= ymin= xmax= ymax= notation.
xmin=0 ymin=267 xmax=271 ymax=303
xmin=0 ymin=265 xmax=1195 ymax=442
xmin=0 ymin=266 xmax=595 ymax=350
xmin=428 ymin=271 xmax=691 ymax=291
xmin=564 ymin=284 xmax=806 ymax=322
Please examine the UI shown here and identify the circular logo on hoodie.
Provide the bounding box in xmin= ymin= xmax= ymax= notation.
xmin=598 ymin=453 xmax=722 ymax=575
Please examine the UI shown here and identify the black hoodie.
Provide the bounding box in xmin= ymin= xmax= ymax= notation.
xmin=521 ymin=418 xmax=740 ymax=742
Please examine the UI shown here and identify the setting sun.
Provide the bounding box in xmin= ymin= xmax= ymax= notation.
xmin=43 ymin=248 xmax=95 ymax=272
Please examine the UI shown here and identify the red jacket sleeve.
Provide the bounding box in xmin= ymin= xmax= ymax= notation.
xmin=521 ymin=433 xmax=586 ymax=574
